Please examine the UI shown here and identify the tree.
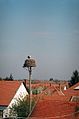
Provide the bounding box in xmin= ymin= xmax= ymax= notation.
xmin=4 ymin=76 xmax=10 ymax=81
xmin=9 ymin=74 xmax=14 ymax=81
xmin=9 ymin=97 xmax=35 ymax=118
xmin=4 ymin=74 xmax=14 ymax=81
xmin=70 ymin=70 xmax=79 ymax=86
xmin=49 ymin=78 xmax=53 ymax=81
xmin=0 ymin=77 xmax=2 ymax=80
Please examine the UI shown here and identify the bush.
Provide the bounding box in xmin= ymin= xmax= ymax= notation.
xmin=75 ymin=106 xmax=79 ymax=117
xmin=9 ymin=97 xmax=35 ymax=118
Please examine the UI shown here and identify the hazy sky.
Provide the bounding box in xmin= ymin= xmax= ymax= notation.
xmin=0 ymin=0 xmax=79 ymax=80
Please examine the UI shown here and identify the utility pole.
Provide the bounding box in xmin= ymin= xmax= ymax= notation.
xmin=23 ymin=56 xmax=36 ymax=113
xmin=28 ymin=66 xmax=32 ymax=112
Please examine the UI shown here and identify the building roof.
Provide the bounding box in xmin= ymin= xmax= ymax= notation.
xmin=0 ymin=81 xmax=22 ymax=106
xmin=64 ymin=82 xmax=79 ymax=100
xmin=30 ymin=83 xmax=79 ymax=119
xmin=31 ymin=100 xmax=78 ymax=119
xmin=69 ymin=82 xmax=79 ymax=90
xmin=74 ymin=86 xmax=79 ymax=90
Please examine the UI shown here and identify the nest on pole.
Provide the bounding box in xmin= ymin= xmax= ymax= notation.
xmin=23 ymin=59 xmax=36 ymax=68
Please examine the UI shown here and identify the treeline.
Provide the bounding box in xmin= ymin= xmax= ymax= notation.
xmin=0 ymin=74 xmax=14 ymax=81
xmin=49 ymin=69 xmax=79 ymax=87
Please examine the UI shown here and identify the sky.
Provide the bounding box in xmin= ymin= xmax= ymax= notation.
xmin=0 ymin=0 xmax=79 ymax=80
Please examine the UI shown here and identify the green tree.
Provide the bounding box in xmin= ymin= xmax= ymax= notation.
xmin=49 ymin=78 xmax=53 ymax=81
xmin=4 ymin=76 xmax=10 ymax=81
xmin=70 ymin=70 xmax=79 ymax=86
xmin=10 ymin=97 xmax=35 ymax=118
xmin=0 ymin=77 xmax=2 ymax=80
xmin=9 ymin=74 xmax=14 ymax=80
xmin=4 ymin=74 xmax=14 ymax=81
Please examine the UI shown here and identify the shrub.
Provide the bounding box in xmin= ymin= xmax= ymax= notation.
xmin=9 ymin=97 xmax=35 ymax=118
